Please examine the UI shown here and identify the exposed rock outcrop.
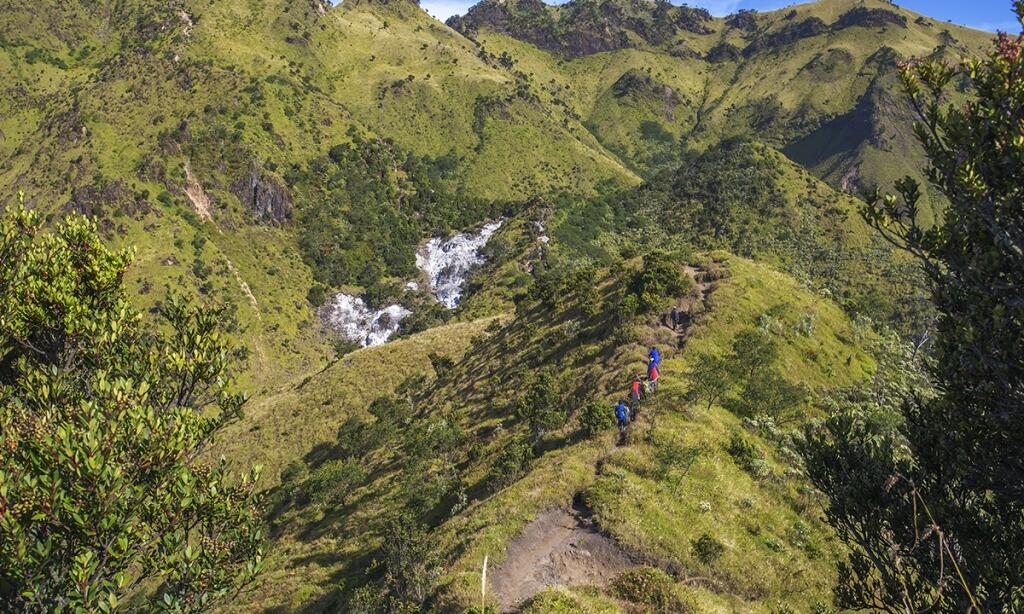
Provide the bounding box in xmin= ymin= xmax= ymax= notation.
xmin=726 ymin=9 xmax=758 ymax=34
xmin=706 ymin=42 xmax=742 ymax=63
xmin=448 ymin=0 xmax=711 ymax=58
xmin=743 ymin=17 xmax=828 ymax=57
xmin=230 ymin=162 xmax=292 ymax=224
xmin=833 ymin=7 xmax=908 ymax=31
xmin=447 ymin=0 xmax=561 ymax=52
xmin=611 ymin=70 xmax=656 ymax=98
xmin=668 ymin=40 xmax=701 ymax=59
xmin=675 ymin=6 xmax=713 ymax=35
xmin=63 ymin=179 xmax=150 ymax=219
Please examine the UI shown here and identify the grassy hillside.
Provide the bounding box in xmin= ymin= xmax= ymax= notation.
xmin=544 ymin=139 xmax=929 ymax=336
xmin=0 ymin=1 xmax=985 ymax=610
xmin=212 ymin=250 xmax=882 ymax=612
xmin=0 ymin=0 xmax=977 ymax=390
xmin=454 ymin=0 xmax=992 ymax=212
xmin=0 ymin=0 xmax=643 ymax=393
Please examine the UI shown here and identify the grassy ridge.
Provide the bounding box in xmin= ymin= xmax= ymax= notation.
xmin=215 ymin=251 xmax=881 ymax=612
xmin=435 ymin=254 xmax=876 ymax=613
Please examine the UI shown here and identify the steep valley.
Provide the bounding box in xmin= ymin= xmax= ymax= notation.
xmin=0 ymin=0 xmax=1009 ymax=611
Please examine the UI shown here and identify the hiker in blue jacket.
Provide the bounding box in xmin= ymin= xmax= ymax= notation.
xmin=616 ymin=400 xmax=630 ymax=434
xmin=648 ymin=346 xmax=661 ymax=381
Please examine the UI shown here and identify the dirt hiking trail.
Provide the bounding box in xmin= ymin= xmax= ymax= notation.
xmin=487 ymin=263 xmax=721 ymax=611
xmin=488 ymin=500 xmax=642 ymax=612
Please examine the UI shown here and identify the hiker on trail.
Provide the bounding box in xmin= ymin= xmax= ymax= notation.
xmin=671 ymin=306 xmax=680 ymax=331
xmin=616 ymin=400 xmax=630 ymax=441
xmin=649 ymin=364 xmax=660 ymax=393
xmin=630 ymin=375 xmax=642 ymax=421
xmin=649 ymin=346 xmax=661 ymax=368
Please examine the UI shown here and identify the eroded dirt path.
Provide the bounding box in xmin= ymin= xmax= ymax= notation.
xmin=670 ymin=265 xmax=716 ymax=349
xmin=489 ymin=502 xmax=642 ymax=612
xmin=488 ymin=262 xmax=720 ymax=611
xmin=183 ymin=159 xmax=214 ymax=221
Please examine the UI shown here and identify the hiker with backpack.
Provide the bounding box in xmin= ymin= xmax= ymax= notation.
xmin=649 ymin=346 xmax=661 ymax=368
xmin=616 ymin=399 xmax=630 ymax=443
xmin=649 ymin=363 xmax=660 ymax=393
xmin=629 ymin=375 xmax=642 ymax=421
xmin=670 ymin=306 xmax=680 ymax=331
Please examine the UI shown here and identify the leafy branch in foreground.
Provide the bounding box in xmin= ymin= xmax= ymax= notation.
xmin=0 ymin=203 xmax=263 ymax=612
xmin=806 ymin=7 xmax=1024 ymax=611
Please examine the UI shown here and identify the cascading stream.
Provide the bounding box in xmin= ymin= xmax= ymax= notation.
xmin=416 ymin=220 xmax=504 ymax=309
xmin=322 ymin=294 xmax=411 ymax=347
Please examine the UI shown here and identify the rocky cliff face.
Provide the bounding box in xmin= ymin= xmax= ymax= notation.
xmin=452 ymin=2 xmax=912 ymax=61
xmin=743 ymin=17 xmax=828 ymax=57
xmin=230 ymin=162 xmax=292 ymax=224
xmin=447 ymin=0 xmax=712 ymax=58
xmin=833 ymin=7 xmax=908 ymax=31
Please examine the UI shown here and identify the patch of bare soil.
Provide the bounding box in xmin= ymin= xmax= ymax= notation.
xmin=489 ymin=502 xmax=642 ymax=612
xmin=183 ymin=160 xmax=213 ymax=221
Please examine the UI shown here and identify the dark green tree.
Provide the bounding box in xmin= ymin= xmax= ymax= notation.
xmin=730 ymin=328 xmax=778 ymax=381
xmin=685 ymin=353 xmax=733 ymax=411
xmin=516 ymin=370 xmax=567 ymax=445
xmin=0 ymin=205 xmax=263 ymax=612
xmin=804 ymin=10 xmax=1024 ymax=611
xmin=629 ymin=251 xmax=691 ymax=313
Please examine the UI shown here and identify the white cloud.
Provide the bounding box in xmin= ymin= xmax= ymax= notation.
xmin=968 ymin=20 xmax=1022 ymax=33
xmin=420 ymin=0 xmax=475 ymax=20
xmin=697 ymin=0 xmax=743 ymax=16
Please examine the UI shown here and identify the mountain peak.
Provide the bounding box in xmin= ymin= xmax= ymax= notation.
xmin=448 ymin=0 xmax=712 ymax=57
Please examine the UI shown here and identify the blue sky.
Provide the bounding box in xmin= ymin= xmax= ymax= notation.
xmin=417 ymin=0 xmax=1021 ymax=33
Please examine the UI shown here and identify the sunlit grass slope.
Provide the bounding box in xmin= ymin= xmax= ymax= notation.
xmin=217 ymin=250 xmax=879 ymax=612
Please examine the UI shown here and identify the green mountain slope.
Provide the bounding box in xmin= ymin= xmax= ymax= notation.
xmin=0 ymin=0 xmax=985 ymax=610
xmin=211 ymin=251 xmax=880 ymax=612
xmin=449 ymin=0 xmax=991 ymax=211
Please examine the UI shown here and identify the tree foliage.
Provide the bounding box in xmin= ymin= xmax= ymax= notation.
xmin=686 ymin=328 xmax=805 ymax=421
xmin=629 ymin=251 xmax=691 ymax=313
xmin=516 ymin=370 xmax=567 ymax=444
xmin=295 ymin=129 xmax=507 ymax=289
xmin=805 ymin=10 xmax=1024 ymax=610
xmin=0 ymin=205 xmax=263 ymax=612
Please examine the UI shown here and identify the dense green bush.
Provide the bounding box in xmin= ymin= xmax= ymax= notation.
xmin=726 ymin=432 xmax=763 ymax=475
xmin=610 ymin=567 xmax=686 ymax=613
xmin=307 ymin=282 xmax=329 ymax=306
xmin=301 ymin=458 xmax=366 ymax=507
xmin=486 ymin=437 xmax=534 ymax=491
xmin=521 ymin=588 xmax=586 ymax=613
xmin=578 ymin=400 xmax=617 ymax=437
xmin=516 ymin=370 xmax=568 ymax=444
xmin=629 ymin=251 xmax=691 ymax=313
xmin=0 ymin=206 xmax=262 ymax=612
xmin=691 ymin=533 xmax=725 ymax=565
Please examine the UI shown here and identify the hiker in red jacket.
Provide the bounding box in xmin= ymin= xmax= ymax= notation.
xmin=649 ymin=364 xmax=660 ymax=393
xmin=629 ymin=375 xmax=642 ymax=421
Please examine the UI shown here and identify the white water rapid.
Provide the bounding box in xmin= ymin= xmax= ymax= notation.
xmin=323 ymin=293 xmax=411 ymax=347
xmin=416 ymin=220 xmax=503 ymax=309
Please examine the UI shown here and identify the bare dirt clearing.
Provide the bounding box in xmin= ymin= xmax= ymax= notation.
xmin=488 ymin=502 xmax=641 ymax=612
